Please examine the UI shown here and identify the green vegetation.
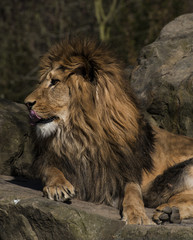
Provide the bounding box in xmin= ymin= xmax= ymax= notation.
xmin=0 ymin=0 xmax=191 ymax=102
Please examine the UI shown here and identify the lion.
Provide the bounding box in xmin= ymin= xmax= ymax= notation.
xmin=25 ymin=38 xmax=193 ymax=225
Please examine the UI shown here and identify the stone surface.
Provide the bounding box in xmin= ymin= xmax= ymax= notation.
xmin=1 ymin=175 xmax=193 ymax=240
xmin=0 ymin=99 xmax=33 ymax=177
xmin=131 ymin=14 xmax=193 ymax=137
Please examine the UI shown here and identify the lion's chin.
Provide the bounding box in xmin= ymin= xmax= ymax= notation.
xmin=36 ymin=121 xmax=58 ymax=138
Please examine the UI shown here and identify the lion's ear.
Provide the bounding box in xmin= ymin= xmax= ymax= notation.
xmin=74 ymin=61 xmax=96 ymax=84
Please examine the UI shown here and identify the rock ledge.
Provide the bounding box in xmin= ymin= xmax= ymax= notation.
xmin=1 ymin=175 xmax=193 ymax=240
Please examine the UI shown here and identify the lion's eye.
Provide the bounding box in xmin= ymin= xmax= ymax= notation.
xmin=50 ymin=79 xmax=60 ymax=86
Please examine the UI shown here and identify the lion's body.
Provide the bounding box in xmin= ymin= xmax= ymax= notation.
xmin=25 ymin=38 xmax=193 ymax=224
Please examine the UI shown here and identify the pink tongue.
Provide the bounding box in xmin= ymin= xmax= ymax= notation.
xmin=29 ymin=110 xmax=41 ymax=122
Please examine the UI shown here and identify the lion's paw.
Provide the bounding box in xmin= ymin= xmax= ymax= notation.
xmin=153 ymin=206 xmax=181 ymax=224
xmin=122 ymin=208 xmax=155 ymax=225
xmin=43 ymin=180 xmax=75 ymax=203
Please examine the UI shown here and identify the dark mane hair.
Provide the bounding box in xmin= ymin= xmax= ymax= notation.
xmin=33 ymin=38 xmax=154 ymax=207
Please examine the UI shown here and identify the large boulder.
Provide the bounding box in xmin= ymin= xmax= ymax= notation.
xmin=131 ymin=14 xmax=193 ymax=137
xmin=0 ymin=99 xmax=33 ymax=177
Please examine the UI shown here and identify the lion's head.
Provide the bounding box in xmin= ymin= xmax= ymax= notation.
xmin=25 ymin=38 xmax=139 ymax=140
xmin=25 ymin=38 xmax=154 ymax=204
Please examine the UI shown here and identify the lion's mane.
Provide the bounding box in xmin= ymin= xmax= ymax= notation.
xmin=33 ymin=38 xmax=154 ymax=207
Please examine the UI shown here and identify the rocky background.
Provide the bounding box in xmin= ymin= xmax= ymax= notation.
xmin=131 ymin=14 xmax=193 ymax=137
xmin=1 ymin=14 xmax=193 ymax=240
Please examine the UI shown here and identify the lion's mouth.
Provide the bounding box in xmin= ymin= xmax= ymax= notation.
xmin=29 ymin=110 xmax=57 ymax=125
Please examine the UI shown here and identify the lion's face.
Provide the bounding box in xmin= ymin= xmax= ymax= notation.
xmin=25 ymin=62 xmax=71 ymax=138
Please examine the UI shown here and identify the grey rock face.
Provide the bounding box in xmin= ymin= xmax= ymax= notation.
xmin=131 ymin=14 xmax=193 ymax=136
xmin=0 ymin=99 xmax=33 ymax=177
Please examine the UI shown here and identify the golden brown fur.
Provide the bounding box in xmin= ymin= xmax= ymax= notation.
xmin=25 ymin=38 xmax=193 ymax=225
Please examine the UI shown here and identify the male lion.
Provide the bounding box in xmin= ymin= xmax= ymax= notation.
xmin=25 ymin=38 xmax=193 ymax=225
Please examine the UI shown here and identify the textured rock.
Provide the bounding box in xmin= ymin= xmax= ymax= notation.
xmin=1 ymin=175 xmax=193 ymax=240
xmin=0 ymin=99 xmax=33 ymax=177
xmin=131 ymin=14 xmax=193 ymax=137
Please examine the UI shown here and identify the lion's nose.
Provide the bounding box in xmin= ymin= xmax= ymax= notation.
xmin=25 ymin=101 xmax=36 ymax=110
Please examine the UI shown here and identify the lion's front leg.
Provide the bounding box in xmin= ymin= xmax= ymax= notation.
xmin=122 ymin=182 xmax=154 ymax=225
xmin=42 ymin=167 xmax=75 ymax=202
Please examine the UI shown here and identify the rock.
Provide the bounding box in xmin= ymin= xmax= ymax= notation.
xmin=131 ymin=14 xmax=193 ymax=137
xmin=0 ymin=175 xmax=125 ymax=240
xmin=1 ymin=175 xmax=193 ymax=240
xmin=0 ymin=99 xmax=33 ymax=177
